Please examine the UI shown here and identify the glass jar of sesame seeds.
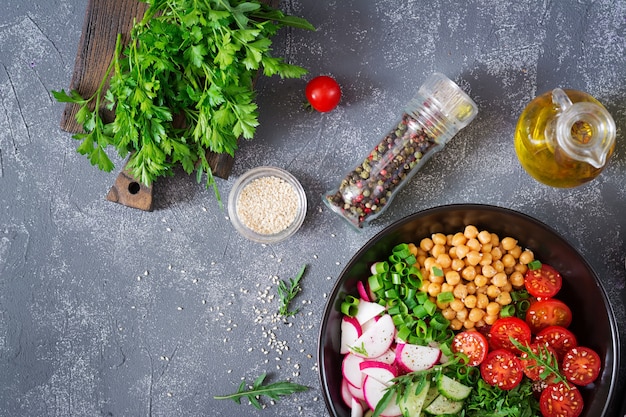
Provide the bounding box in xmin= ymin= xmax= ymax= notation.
xmin=324 ymin=73 xmax=478 ymax=229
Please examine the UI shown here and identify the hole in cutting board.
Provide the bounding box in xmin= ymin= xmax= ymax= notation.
xmin=128 ymin=182 xmax=140 ymax=195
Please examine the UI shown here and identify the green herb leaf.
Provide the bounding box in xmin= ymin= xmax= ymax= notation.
xmin=214 ymin=373 xmax=308 ymax=409
xmin=277 ymin=265 xmax=306 ymax=317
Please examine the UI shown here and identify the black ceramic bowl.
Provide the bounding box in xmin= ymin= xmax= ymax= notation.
xmin=318 ymin=204 xmax=619 ymax=417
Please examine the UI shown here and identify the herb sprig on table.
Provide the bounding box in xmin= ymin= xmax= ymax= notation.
xmin=53 ymin=0 xmax=314 ymax=202
xmin=213 ymin=372 xmax=308 ymax=409
xmin=277 ymin=264 xmax=306 ymax=317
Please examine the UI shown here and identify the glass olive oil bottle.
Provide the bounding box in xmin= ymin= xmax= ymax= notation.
xmin=514 ymin=88 xmax=616 ymax=188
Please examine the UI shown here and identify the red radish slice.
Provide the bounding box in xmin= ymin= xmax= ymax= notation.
xmin=342 ymin=353 xmax=365 ymax=388
xmin=375 ymin=348 xmax=396 ymax=364
xmin=347 ymin=380 xmax=365 ymax=401
xmin=341 ymin=316 xmax=363 ymax=354
xmin=357 ymin=281 xmax=370 ymax=302
xmin=360 ymin=316 xmax=379 ymax=334
xmin=363 ymin=376 xmax=402 ymax=417
xmin=395 ymin=343 xmax=441 ymax=372
xmin=355 ymin=300 xmax=386 ymax=326
xmin=351 ymin=398 xmax=364 ymax=417
xmin=360 ymin=360 xmax=398 ymax=384
xmin=341 ymin=377 xmax=354 ymax=407
xmin=351 ymin=314 xmax=395 ymax=359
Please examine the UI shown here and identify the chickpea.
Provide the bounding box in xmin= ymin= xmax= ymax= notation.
xmin=453 ymin=284 xmax=468 ymax=300
xmin=510 ymin=271 xmax=525 ymax=288
xmin=448 ymin=246 xmax=458 ymax=259
xmin=486 ymin=284 xmax=501 ymax=299
xmin=502 ymin=253 xmax=516 ymax=268
xmin=461 ymin=265 xmax=477 ymax=281
xmin=476 ymin=293 xmax=490 ymax=309
xmin=450 ymin=318 xmax=463 ymax=331
xmin=456 ymin=308 xmax=469 ymax=322
xmin=491 ymin=272 xmax=508 ymax=287
xmin=407 ymin=242 xmax=419 ymax=257
xmin=451 ymin=232 xmax=467 ymax=247
xmin=466 ymin=281 xmax=477 ymax=295
xmin=519 ymin=249 xmax=534 ymax=265
xmin=509 ymin=246 xmax=522 ymax=259
xmin=464 ymin=294 xmax=478 ymax=309
xmin=486 ymin=302 xmax=501 ymax=316
xmin=428 ymin=282 xmax=442 ymax=297
xmin=501 ymin=237 xmax=518 ymax=251
xmin=441 ymin=282 xmax=455 ymax=294
xmin=479 ymin=252 xmax=493 ymax=266
xmin=455 ymin=244 xmax=469 ymax=259
xmin=490 ymin=233 xmax=500 ymax=247
xmin=476 ymin=319 xmax=486 ymax=328
xmin=466 ymin=250 xmax=482 ymax=266
xmin=496 ymin=291 xmax=512 ymax=305
xmin=424 ymin=257 xmax=437 ymax=271
xmin=492 ymin=259 xmax=505 ymax=272
xmin=481 ymin=243 xmax=493 ymax=254
xmin=477 ymin=230 xmax=491 ymax=244
xmin=482 ymin=264 xmax=497 ymax=278
xmin=450 ymin=299 xmax=465 ymax=312
xmin=436 ymin=299 xmax=450 ymax=310
xmin=464 ymin=225 xmax=479 ymax=239
xmin=429 ymin=269 xmax=444 ymax=284
xmin=469 ymin=307 xmax=485 ymax=322
xmin=501 ymin=282 xmax=513 ymax=293
xmin=420 ymin=237 xmax=434 ymax=252
xmin=417 ymin=255 xmax=427 ymax=266
xmin=445 ymin=271 xmax=461 ymax=286
xmin=476 ymin=285 xmax=488 ymax=295
xmin=484 ymin=314 xmax=499 ymax=325
xmin=446 ymin=234 xmax=454 ymax=246
xmin=420 ymin=280 xmax=430 ymax=293
xmin=432 ymin=243 xmax=447 ymax=258
xmin=432 ymin=233 xmax=447 ymax=245
xmin=491 ymin=246 xmax=503 ymax=261
xmin=474 ymin=274 xmax=489 ymax=288
xmin=467 ymin=238 xmax=481 ymax=252
xmin=463 ymin=320 xmax=476 ymax=329
xmin=442 ymin=307 xmax=457 ymax=321
xmin=451 ymin=258 xmax=465 ymax=271
xmin=436 ymin=253 xmax=452 ymax=269
xmin=416 ymin=247 xmax=427 ymax=257
xmin=515 ymin=263 xmax=528 ymax=274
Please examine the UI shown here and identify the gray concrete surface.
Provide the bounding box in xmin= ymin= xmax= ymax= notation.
xmin=1 ymin=0 xmax=625 ymax=416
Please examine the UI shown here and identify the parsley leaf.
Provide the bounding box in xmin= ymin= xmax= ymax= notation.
xmin=214 ymin=373 xmax=308 ymax=409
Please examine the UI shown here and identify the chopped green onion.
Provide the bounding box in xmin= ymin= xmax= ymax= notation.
xmin=391 ymin=273 xmax=402 ymax=285
xmin=517 ymin=299 xmax=531 ymax=316
xmin=430 ymin=313 xmax=450 ymax=330
xmin=528 ymin=260 xmax=542 ymax=270
xmin=368 ymin=274 xmax=383 ymax=292
xmin=416 ymin=292 xmax=429 ymax=305
xmin=392 ymin=243 xmax=411 ymax=259
xmin=436 ymin=291 xmax=454 ymax=304
xmin=500 ymin=304 xmax=516 ymax=317
xmin=385 ymin=288 xmax=399 ymax=299
xmin=511 ymin=289 xmax=530 ymax=302
xmin=372 ymin=261 xmax=389 ymax=274
xmin=431 ymin=266 xmax=444 ymax=277
xmin=423 ymin=299 xmax=437 ymax=316
xmin=413 ymin=304 xmax=428 ymax=319
xmin=341 ymin=301 xmax=359 ymax=317
xmin=404 ymin=254 xmax=417 ymax=265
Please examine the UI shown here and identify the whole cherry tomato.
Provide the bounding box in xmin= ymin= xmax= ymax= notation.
xmin=305 ymin=75 xmax=341 ymax=112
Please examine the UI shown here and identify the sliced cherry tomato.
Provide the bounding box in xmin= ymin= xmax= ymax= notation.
xmin=489 ymin=317 xmax=532 ymax=354
xmin=525 ymin=298 xmax=572 ymax=334
xmin=520 ymin=342 xmax=558 ymax=381
xmin=561 ymin=346 xmax=602 ymax=386
xmin=480 ymin=349 xmax=524 ymax=390
xmin=525 ymin=263 xmax=562 ymax=298
xmin=305 ymin=75 xmax=341 ymax=112
xmin=539 ymin=381 xmax=584 ymax=417
xmin=535 ymin=325 xmax=578 ymax=360
xmin=451 ymin=331 xmax=489 ymax=367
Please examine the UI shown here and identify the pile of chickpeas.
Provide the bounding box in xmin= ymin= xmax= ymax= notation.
xmin=407 ymin=225 xmax=535 ymax=331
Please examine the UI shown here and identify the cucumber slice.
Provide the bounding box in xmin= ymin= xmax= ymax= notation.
xmin=423 ymin=385 xmax=440 ymax=408
xmin=400 ymin=380 xmax=430 ymax=416
xmin=423 ymin=394 xmax=464 ymax=415
xmin=436 ymin=374 xmax=472 ymax=401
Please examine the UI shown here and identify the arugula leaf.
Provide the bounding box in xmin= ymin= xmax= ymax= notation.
xmin=277 ymin=265 xmax=306 ymax=317
xmin=214 ymin=373 xmax=308 ymax=409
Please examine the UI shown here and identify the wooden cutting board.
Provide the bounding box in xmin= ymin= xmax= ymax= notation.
xmin=61 ymin=0 xmax=277 ymax=211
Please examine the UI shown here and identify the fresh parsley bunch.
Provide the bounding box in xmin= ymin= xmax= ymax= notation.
xmin=54 ymin=0 xmax=314 ymax=201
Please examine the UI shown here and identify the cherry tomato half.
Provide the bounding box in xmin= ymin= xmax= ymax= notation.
xmin=480 ymin=349 xmax=524 ymax=390
xmin=525 ymin=263 xmax=562 ymax=298
xmin=539 ymin=381 xmax=584 ymax=417
xmin=489 ymin=317 xmax=532 ymax=354
xmin=535 ymin=325 xmax=578 ymax=360
xmin=519 ymin=342 xmax=558 ymax=381
xmin=305 ymin=75 xmax=341 ymax=112
xmin=526 ymin=299 xmax=573 ymax=334
xmin=451 ymin=331 xmax=489 ymax=367
xmin=561 ymin=346 xmax=602 ymax=386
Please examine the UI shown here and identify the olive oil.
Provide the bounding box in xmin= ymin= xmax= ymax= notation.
xmin=514 ymin=89 xmax=616 ymax=188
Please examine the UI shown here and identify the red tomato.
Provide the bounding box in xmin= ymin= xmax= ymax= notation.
xmin=525 ymin=298 xmax=572 ymax=334
xmin=535 ymin=325 xmax=578 ymax=360
xmin=539 ymin=381 xmax=584 ymax=417
xmin=519 ymin=342 xmax=559 ymax=381
xmin=561 ymin=346 xmax=602 ymax=386
xmin=305 ymin=76 xmax=341 ymax=112
xmin=525 ymin=264 xmax=562 ymax=298
xmin=480 ymin=349 xmax=524 ymax=390
xmin=451 ymin=331 xmax=489 ymax=366
xmin=489 ymin=317 xmax=532 ymax=354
